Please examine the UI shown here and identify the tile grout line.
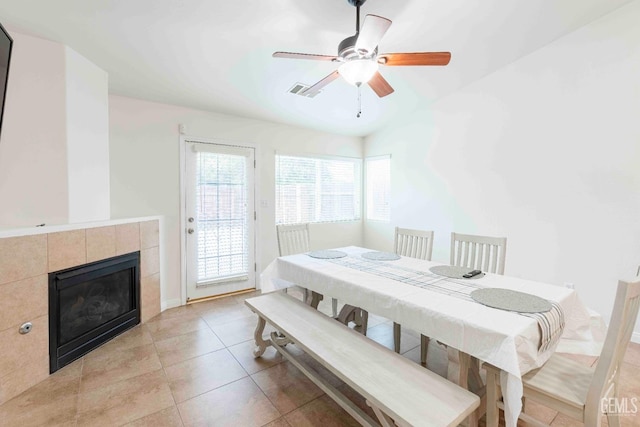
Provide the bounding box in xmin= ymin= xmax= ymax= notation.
xmin=77 ymin=324 xmax=171 ymax=425
xmin=247 ymin=372 xmax=286 ymax=424
xmin=150 ymin=324 xmax=186 ymax=427
xmin=72 ymin=357 xmax=85 ymax=427
xmin=11 ymin=285 xmax=624 ymax=426
xmin=155 ymin=306 xmax=255 ymax=424
xmin=162 ymin=301 xmax=287 ymax=424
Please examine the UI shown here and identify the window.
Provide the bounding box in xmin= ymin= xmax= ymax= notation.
xmin=276 ymin=154 xmax=361 ymax=225
xmin=365 ymin=155 xmax=390 ymax=222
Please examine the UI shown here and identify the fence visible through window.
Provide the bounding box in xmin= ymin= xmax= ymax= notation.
xmin=276 ymin=154 xmax=361 ymax=225
xmin=196 ymin=151 xmax=248 ymax=283
xmin=366 ymin=155 xmax=391 ymax=222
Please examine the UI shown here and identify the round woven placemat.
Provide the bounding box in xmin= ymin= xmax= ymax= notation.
xmin=306 ymin=250 xmax=347 ymax=259
xmin=429 ymin=265 xmax=485 ymax=279
xmin=470 ymin=288 xmax=552 ymax=313
xmin=361 ymin=251 xmax=401 ymax=261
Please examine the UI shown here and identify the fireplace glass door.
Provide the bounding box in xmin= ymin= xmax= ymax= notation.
xmin=58 ymin=269 xmax=131 ymax=345
xmin=49 ymin=252 xmax=140 ymax=373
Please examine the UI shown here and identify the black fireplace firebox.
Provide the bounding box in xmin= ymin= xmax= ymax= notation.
xmin=49 ymin=252 xmax=141 ymax=373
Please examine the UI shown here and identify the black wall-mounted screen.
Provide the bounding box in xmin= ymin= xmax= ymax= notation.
xmin=0 ymin=22 xmax=13 ymax=141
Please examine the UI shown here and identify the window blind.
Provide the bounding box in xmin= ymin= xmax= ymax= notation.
xmin=196 ymin=151 xmax=248 ymax=282
xmin=276 ymin=154 xmax=361 ymax=225
xmin=365 ymin=155 xmax=390 ymax=222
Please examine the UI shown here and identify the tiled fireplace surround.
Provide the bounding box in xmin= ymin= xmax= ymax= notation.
xmin=0 ymin=218 xmax=161 ymax=405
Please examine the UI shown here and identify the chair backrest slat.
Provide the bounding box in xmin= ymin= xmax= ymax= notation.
xmin=478 ymin=244 xmax=483 ymax=270
xmin=586 ymin=279 xmax=640 ymax=422
xmin=490 ymin=244 xmax=498 ymax=272
xmin=450 ymin=232 xmax=507 ymax=275
xmin=394 ymin=227 xmax=434 ymax=261
xmin=470 ymin=242 xmax=477 ymax=269
xmin=277 ymin=223 xmax=310 ymax=256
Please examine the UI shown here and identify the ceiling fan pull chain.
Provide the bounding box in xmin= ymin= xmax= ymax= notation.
xmin=356 ymin=84 xmax=362 ymax=118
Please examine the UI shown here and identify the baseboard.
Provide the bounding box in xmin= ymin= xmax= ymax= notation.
xmin=161 ymin=298 xmax=183 ymax=312
xmin=632 ymin=331 xmax=640 ymax=344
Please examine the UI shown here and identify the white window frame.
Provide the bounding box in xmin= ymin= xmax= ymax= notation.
xmin=275 ymin=152 xmax=362 ymax=225
xmin=179 ymin=134 xmax=261 ymax=305
xmin=365 ymin=154 xmax=391 ymax=223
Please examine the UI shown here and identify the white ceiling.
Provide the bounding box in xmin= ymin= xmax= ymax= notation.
xmin=0 ymin=0 xmax=633 ymax=137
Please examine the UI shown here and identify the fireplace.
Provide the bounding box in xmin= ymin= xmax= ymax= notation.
xmin=48 ymin=252 xmax=141 ymax=373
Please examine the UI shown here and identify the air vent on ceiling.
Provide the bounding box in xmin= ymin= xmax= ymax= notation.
xmin=287 ymin=83 xmax=320 ymax=98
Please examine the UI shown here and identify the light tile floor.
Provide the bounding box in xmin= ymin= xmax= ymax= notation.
xmin=1 ymin=290 xmax=639 ymax=427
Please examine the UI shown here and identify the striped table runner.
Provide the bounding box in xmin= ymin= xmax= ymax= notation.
xmin=329 ymin=256 xmax=565 ymax=353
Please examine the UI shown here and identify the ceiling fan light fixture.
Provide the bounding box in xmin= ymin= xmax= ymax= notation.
xmin=272 ymin=0 xmax=452 ymax=100
xmin=338 ymin=59 xmax=378 ymax=86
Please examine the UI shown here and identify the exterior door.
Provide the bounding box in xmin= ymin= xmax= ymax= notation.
xmin=185 ymin=141 xmax=255 ymax=301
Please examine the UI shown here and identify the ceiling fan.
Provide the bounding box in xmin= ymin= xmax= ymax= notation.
xmin=273 ymin=0 xmax=451 ymax=100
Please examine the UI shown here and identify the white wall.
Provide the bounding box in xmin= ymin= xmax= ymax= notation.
xmin=0 ymin=30 xmax=111 ymax=229
xmin=109 ymin=95 xmax=364 ymax=307
xmin=364 ymin=1 xmax=640 ymax=330
xmin=65 ymin=46 xmax=110 ymax=223
xmin=0 ymin=31 xmax=68 ymax=227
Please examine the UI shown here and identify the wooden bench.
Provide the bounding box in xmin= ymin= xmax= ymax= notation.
xmin=245 ymin=292 xmax=480 ymax=427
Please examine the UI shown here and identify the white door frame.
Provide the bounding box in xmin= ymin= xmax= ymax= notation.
xmin=179 ymin=134 xmax=261 ymax=305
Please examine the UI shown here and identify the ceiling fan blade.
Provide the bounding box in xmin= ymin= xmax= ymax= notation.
xmin=378 ymin=52 xmax=451 ymax=66
xmin=355 ymin=15 xmax=392 ymax=55
xmin=368 ymin=71 xmax=394 ymax=97
xmin=273 ymin=52 xmax=338 ymax=61
xmin=302 ymin=70 xmax=341 ymax=96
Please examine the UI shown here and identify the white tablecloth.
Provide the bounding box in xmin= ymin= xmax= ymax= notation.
xmin=260 ymin=246 xmax=604 ymax=427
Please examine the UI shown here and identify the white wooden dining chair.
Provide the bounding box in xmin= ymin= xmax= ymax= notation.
xmin=276 ymin=223 xmax=310 ymax=257
xmin=485 ymin=278 xmax=640 ymax=427
xmin=450 ymin=232 xmax=507 ymax=275
xmin=392 ymin=227 xmax=434 ymax=353
xmin=394 ymin=227 xmax=434 ymax=261
xmin=421 ymin=232 xmax=508 ymax=370
xmin=276 ymin=223 xmax=338 ymax=317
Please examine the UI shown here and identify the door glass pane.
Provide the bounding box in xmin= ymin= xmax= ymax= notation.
xmin=196 ymin=151 xmax=248 ymax=282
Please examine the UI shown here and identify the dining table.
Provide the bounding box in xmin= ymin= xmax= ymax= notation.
xmin=260 ymin=246 xmax=604 ymax=427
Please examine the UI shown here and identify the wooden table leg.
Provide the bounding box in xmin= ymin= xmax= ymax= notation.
xmin=337 ymin=304 xmax=368 ymax=336
xmin=469 ymin=356 xmax=484 ymax=391
xmin=309 ymin=291 xmax=324 ymax=309
xmin=458 ymin=351 xmax=471 ymax=390
xmin=420 ymin=334 xmax=430 ymax=365
xmin=447 ymin=349 xmax=485 ymax=427
xmin=485 ymin=366 xmax=500 ymax=427
xmin=393 ymin=322 xmax=401 ymax=353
